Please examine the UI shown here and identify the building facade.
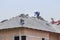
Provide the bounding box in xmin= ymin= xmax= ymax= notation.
xmin=0 ymin=14 xmax=60 ymax=40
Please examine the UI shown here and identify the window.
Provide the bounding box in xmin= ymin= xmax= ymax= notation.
xmin=42 ymin=38 xmax=45 ymax=40
xmin=21 ymin=36 xmax=26 ymax=40
xmin=14 ymin=36 xmax=19 ymax=40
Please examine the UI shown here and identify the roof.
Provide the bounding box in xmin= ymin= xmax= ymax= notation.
xmin=50 ymin=23 xmax=60 ymax=33
xmin=0 ymin=14 xmax=60 ymax=33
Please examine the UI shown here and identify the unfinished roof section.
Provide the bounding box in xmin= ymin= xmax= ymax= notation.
xmin=0 ymin=14 xmax=58 ymax=33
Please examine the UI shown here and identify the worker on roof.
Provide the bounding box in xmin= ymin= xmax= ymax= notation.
xmin=35 ymin=11 xmax=40 ymax=18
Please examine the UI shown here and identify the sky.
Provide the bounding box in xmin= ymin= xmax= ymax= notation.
xmin=0 ymin=0 xmax=60 ymax=22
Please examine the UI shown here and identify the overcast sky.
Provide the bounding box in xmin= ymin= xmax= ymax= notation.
xmin=0 ymin=0 xmax=60 ymax=22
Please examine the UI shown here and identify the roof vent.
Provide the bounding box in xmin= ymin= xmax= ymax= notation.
xmin=1 ymin=19 xmax=8 ymax=23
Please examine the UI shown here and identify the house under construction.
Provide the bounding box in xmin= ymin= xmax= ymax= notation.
xmin=0 ymin=13 xmax=60 ymax=40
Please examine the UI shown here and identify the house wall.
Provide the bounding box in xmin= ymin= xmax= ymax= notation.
xmin=0 ymin=28 xmax=23 ymax=40
xmin=0 ymin=28 xmax=49 ymax=40
xmin=58 ymin=34 xmax=60 ymax=40
xmin=24 ymin=28 xmax=49 ymax=40
xmin=21 ymin=28 xmax=60 ymax=40
xmin=0 ymin=28 xmax=60 ymax=40
xmin=49 ymin=33 xmax=58 ymax=40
